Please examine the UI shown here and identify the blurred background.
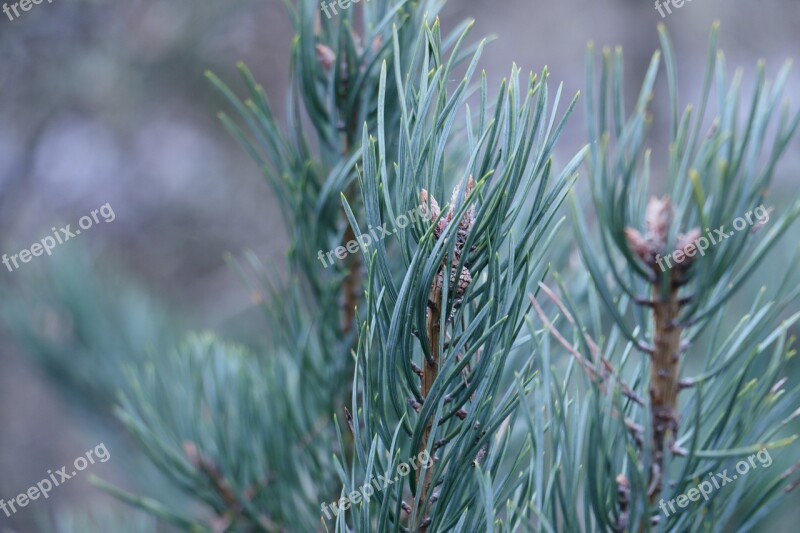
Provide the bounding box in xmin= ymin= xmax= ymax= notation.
xmin=1 ymin=0 xmax=798 ymax=531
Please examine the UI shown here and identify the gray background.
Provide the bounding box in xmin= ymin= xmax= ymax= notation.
xmin=1 ymin=0 xmax=798 ymax=530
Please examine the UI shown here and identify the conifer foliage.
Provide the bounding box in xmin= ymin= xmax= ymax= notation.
xmin=4 ymin=1 xmax=799 ymax=532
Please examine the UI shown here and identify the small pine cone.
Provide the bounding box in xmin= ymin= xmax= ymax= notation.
xmin=435 ymin=263 xmax=472 ymax=298
xmin=423 ymin=178 xmax=478 ymax=301
xmin=453 ymin=265 xmax=472 ymax=298
xmin=451 ymin=177 xmax=477 ymax=251
xmin=448 ymin=176 xmax=476 ymax=222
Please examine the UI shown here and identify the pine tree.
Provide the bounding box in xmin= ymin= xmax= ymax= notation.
xmin=4 ymin=1 xmax=799 ymax=532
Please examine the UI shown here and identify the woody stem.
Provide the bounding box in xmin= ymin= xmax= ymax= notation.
xmin=416 ymin=279 xmax=441 ymax=530
xmin=648 ymin=273 xmax=683 ymax=504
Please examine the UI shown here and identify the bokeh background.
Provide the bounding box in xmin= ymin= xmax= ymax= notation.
xmin=1 ymin=0 xmax=798 ymax=531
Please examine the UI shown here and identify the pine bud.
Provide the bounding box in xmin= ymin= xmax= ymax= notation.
xmin=645 ymin=196 xmax=672 ymax=248
xmin=183 ymin=441 xmax=200 ymax=466
xmin=624 ymin=228 xmax=651 ymax=264
xmin=315 ymin=44 xmax=335 ymax=72
xmin=419 ymin=189 xmax=441 ymax=221
xmin=675 ymin=228 xmax=701 ymax=267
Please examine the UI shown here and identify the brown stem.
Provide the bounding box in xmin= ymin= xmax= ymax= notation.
xmin=339 ymin=111 xmax=361 ymax=336
xmin=416 ymin=279 xmax=442 ymax=530
xmin=333 ymin=136 xmax=361 ymax=522
xmin=648 ymin=274 xmax=683 ymax=504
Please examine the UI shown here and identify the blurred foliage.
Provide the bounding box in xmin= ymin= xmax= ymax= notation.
xmin=0 ymin=248 xmax=179 ymax=409
xmin=2 ymin=1 xmax=800 ymax=532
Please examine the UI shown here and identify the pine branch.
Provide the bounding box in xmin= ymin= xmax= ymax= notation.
xmin=580 ymin=22 xmax=800 ymax=529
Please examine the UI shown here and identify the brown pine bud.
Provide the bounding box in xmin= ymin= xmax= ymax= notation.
xmin=371 ymin=36 xmax=383 ymax=56
xmin=315 ymin=44 xmax=335 ymax=72
xmin=625 ymin=228 xmax=651 ymax=265
xmin=419 ymin=189 xmax=441 ymax=221
xmin=675 ymin=228 xmax=701 ymax=267
xmin=645 ymin=196 xmax=672 ymax=248
xmin=183 ymin=441 xmax=200 ymax=466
